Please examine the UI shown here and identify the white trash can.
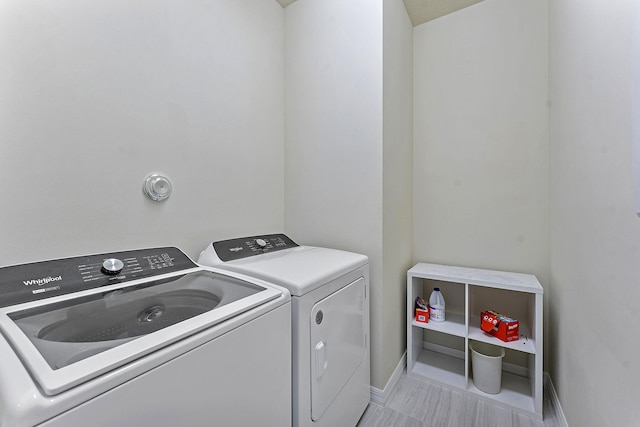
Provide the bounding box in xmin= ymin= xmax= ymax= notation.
xmin=470 ymin=341 xmax=505 ymax=394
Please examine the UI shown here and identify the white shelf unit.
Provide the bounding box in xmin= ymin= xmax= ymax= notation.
xmin=407 ymin=263 xmax=543 ymax=419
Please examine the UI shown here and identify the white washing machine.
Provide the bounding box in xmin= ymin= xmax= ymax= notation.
xmin=0 ymin=246 xmax=291 ymax=427
xmin=199 ymin=234 xmax=370 ymax=427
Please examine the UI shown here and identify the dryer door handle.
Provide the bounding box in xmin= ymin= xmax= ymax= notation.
xmin=315 ymin=341 xmax=328 ymax=379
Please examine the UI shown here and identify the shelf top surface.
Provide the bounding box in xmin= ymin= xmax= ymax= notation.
xmin=409 ymin=263 xmax=543 ymax=294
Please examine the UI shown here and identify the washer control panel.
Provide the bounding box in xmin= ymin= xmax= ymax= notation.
xmin=213 ymin=234 xmax=298 ymax=262
xmin=0 ymin=247 xmax=196 ymax=308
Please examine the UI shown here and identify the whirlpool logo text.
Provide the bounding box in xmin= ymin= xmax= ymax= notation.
xmin=23 ymin=276 xmax=62 ymax=286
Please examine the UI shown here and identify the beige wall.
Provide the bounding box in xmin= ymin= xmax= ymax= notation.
xmin=382 ymin=0 xmax=414 ymax=388
xmin=0 ymin=0 xmax=285 ymax=264
xmin=549 ymin=0 xmax=640 ymax=425
xmin=413 ymin=0 xmax=549 ymax=282
xmin=412 ymin=0 xmax=550 ymax=358
xmin=284 ymin=0 xmax=386 ymax=387
xmin=285 ymin=0 xmax=414 ymax=390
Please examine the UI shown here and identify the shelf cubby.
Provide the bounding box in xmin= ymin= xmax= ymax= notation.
xmin=407 ymin=263 xmax=543 ymax=419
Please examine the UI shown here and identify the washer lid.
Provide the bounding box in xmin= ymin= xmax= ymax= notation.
xmin=0 ymin=250 xmax=282 ymax=395
xmin=205 ymin=246 xmax=368 ymax=296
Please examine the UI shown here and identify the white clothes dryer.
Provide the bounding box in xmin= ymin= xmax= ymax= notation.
xmin=199 ymin=234 xmax=370 ymax=427
xmin=0 ymin=247 xmax=291 ymax=427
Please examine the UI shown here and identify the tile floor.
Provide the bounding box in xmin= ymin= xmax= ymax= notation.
xmin=357 ymin=373 xmax=563 ymax=427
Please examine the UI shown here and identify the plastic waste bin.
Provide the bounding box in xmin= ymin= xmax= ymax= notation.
xmin=470 ymin=341 xmax=505 ymax=394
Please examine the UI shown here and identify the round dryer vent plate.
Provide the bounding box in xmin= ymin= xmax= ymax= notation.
xmin=143 ymin=173 xmax=172 ymax=202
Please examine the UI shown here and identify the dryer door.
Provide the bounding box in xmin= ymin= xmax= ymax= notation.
xmin=310 ymin=277 xmax=366 ymax=421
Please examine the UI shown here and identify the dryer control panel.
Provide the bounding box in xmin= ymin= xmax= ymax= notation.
xmin=0 ymin=247 xmax=196 ymax=308
xmin=213 ymin=234 xmax=298 ymax=262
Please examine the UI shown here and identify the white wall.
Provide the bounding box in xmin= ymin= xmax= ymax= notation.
xmin=0 ymin=0 xmax=284 ymax=265
xmin=382 ymin=0 xmax=413 ymax=388
xmin=284 ymin=0 xmax=386 ymax=386
xmin=412 ymin=0 xmax=549 ymax=373
xmin=549 ymin=0 xmax=640 ymax=425
xmin=284 ymin=0 xmax=383 ymax=256
xmin=413 ymin=0 xmax=549 ymax=294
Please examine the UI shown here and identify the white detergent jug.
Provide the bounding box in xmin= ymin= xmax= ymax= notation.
xmin=429 ymin=287 xmax=445 ymax=322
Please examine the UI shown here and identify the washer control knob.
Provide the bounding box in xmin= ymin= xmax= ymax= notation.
xmin=255 ymin=238 xmax=267 ymax=248
xmin=102 ymin=258 xmax=124 ymax=275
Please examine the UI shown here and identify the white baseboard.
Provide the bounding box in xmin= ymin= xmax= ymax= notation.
xmin=370 ymin=352 xmax=406 ymax=405
xmin=545 ymin=372 xmax=569 ymax=427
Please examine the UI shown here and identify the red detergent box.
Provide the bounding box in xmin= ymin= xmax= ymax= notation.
xmin=481 ymin=310 xmax=519 ymax=342
xmin=415 ymin=308 xmax=429 ymax=324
